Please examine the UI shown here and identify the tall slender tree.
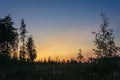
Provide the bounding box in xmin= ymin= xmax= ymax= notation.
xmin=26 ymin=35 xmax=37 ymax=62
xmin=19 ymin=18 xmax=27 ymax=61
xmin=92 ymin=13 xmax=120 ymax=58
xmin=77 ymin=49 xmax=83 ymax=63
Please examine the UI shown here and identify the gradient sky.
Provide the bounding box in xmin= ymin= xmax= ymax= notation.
xmin=0 ymin=0 xmax=120 ymax=60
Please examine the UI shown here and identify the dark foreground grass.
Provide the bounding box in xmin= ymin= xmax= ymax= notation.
xmin=0 ymin=60 xmax=120 ymax=80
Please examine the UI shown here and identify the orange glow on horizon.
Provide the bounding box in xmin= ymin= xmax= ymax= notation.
xmin=33 ymin=27 xmax=97 ymax=61
xmin=35 ymin=43 xmax=94 ymax=61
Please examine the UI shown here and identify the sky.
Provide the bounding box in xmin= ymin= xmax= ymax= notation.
xmin=0 ymin=0 xmax=120 ymax=60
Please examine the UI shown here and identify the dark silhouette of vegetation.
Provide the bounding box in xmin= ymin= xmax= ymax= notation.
xmin=92 ymin=13 xmax=120 ymax=59
xmin=19 ymin=18 xmax=28 ymax=61
xmin=48 ymin=56 xmax=51 ymax=63
xmin=0 ymin=15 xmax=18 ymax=59
xmin=26 ymin=35 xmax=37 ymax=62
xmin=0 ymin=15 xmax=37 ymax=62
xmin=77 ymin=49 xmax=83 ymax=63
xmin=70 ymin=58 xmax=77 ymax=63
xmin=0 ymin=14 xmax=120 ymax=80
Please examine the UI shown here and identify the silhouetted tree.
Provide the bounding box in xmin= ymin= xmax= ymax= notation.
xmin=19 ymin=18 xmax=27 ymax=61
xmin=55 ymin=56 xmax=60 ymax=63
xmin=26 ymin=35 xmax=37 ymax=62
xmin=12 ymin=30 xmax=19 ymax=60
xmin=70 ymin=58 xmax=77 ymax=63
xmin=0 ymin=15 xmax=18 ymax=59
xmin=92 ymin=13 xmax=120 ymax=58
xmin=88 ymin=57 xmax=97 ymax=63
xmin=61 ymin=59 xmax=66 ymax=63
xmin=66 ymin=59 xmax=70 ymax=63
xmin=43 ymin=58 xmax=47 ymax=63
xmin=48 ymin=56 xmax=51 ymax=63
xmin=77 ymin=49 xmax=83 ymax=63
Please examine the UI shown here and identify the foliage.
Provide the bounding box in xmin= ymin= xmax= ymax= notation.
xmin=0 ymin=15 xmax=37 ymax=61
xmin=0 ymin=15 xmax=18 ymax=58
xmin=26 ymin=35 xmax=37 ymax=61
xmin=92 ymin=13 xmax=120 ymax=58
xmin=0 ymin=60 xmax=120 ymax=80
xmin=77 ymin=49 xmax=83 ymax=63
xmin=0 ymin=14 xmax=120 ymax=80
xmin=19 ymin=18 xmax=28 ymax=61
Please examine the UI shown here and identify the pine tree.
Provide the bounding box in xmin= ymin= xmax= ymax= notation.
xmin=19 ymin=18 xmax=27 ymax=61
xmin=0 ymin=15 xmax=18 ymax=58
xmin=26 ymin=35 xmax=37 ymax=62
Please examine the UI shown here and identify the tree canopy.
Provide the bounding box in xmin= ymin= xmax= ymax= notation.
xmin=92 ymin=13 xmax=120 ymax=58
xmin=26 ymin=35 xmax=37 ymax=61
xmin=0 ymin=15 xmax=18 ymax=59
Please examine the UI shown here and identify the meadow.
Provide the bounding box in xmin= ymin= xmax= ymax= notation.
xmin=0 ymin=57 xmax=120 ymax=80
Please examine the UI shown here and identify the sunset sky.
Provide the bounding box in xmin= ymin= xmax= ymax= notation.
xmin=0 ymin=0 xmax=120 ymax=60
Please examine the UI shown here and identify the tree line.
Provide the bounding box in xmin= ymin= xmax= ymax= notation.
xmin=0 ymin=15 xmax=37 ymax=62
xmin=0 ymin=13 xmax=120 ymax=63
xmin=37 ymin=13 xmax=120 ymax=64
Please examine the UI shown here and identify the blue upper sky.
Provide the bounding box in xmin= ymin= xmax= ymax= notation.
xmin=0 ymin=0 xmax=120 ymax=59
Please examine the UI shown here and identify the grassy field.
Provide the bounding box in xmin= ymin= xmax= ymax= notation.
xmin=0 ymin=59 xmax=120 ymax=80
